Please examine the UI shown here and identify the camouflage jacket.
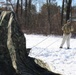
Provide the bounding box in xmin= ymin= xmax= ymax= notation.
xmin=62 ymin=24 xmax=74 ymax=34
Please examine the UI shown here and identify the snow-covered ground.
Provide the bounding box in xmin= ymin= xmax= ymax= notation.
xmin=25 ymin=34 xmax=76 ymax=75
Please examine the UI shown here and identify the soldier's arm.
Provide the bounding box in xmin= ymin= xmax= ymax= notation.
xmin=71 ymin=26 xmax=74 ymax=32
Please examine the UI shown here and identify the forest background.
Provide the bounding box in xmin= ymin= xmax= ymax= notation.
xmin=0 ymin=0 xmax=76 ymax=35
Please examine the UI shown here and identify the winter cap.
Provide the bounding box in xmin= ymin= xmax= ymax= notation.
xmin=67 ymin=19 xmax=71 ymax=22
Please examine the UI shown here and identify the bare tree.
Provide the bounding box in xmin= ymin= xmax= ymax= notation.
xmin=47 ymin=0 xmax=51 ymax=23
xmin=46 ymin=0 xmax=51 ymax=33
xmin=16 ymin=0 xmax=19 ymax=18
xmin=21 ymin=0 xmax=23 ymax=15
xmin=25 ymin=0 xmax=27 ymax=26
xmin=66 ymin=0 xmax=72 ymax=21
xmin=28 ymin=0 xmax=32 ymax=27
xmin=61 ymin=0 xmax=64 ymax=25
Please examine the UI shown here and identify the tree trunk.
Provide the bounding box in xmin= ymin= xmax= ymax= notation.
xmin=25 ymin=0 xmax=27 ymax=26
xmin=61 ymin=0 xmax=64 ymax=25
xmin=28 ymin=0 xmax=32 ymax=27
xmin=16 ymin=0 xmax=19 ymax=18
xmin=66 ymin=0 xmax=72 ymax=21
xmin=21 ymin=0 xmax=23 ymax=15
xmin=47 ymin=0 xmax=51 ymax=33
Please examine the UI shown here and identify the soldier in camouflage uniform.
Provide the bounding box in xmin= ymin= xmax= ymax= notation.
xmin=60 ymin=20 xmax=74 ymax=49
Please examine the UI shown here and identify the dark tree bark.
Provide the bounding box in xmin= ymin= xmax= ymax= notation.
xmin=47 ymin=0 xmax=51 ymax=23
xmin=16 ymin=0 xmax=19 ymax=18
xmin=66 ymin=0 xmax=72 ymax=21
xmin=25 ymin=0 xmax=27 ymax=26
xmin=21 ymin=0 xmax=23 ymax=15
xmin=28 ymin=0 xmax=32 ymax=27
xmin=61 ymin=0 xmax=64 ymax=25
xmin=47 ymin=0 xmax=51 ymax=33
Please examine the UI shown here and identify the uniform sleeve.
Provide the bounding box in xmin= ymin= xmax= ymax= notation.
xmin=71 ymin=26 xmax=74 ymax=32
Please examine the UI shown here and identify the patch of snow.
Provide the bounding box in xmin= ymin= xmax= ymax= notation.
xmin=25 ymin=34 xmax=76 ymax=75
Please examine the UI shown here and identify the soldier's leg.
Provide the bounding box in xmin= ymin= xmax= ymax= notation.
xmin=66 ymin=33 xmax=71 ymax=48
xmin=60 ymin=34 xmax=67 ymax=48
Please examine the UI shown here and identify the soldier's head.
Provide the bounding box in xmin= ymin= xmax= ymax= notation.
xmin=67 ymin=20 xmax=71 ymax=25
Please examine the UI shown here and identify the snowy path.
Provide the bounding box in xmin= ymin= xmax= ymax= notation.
xmin=25 ymin=34 xmax=76 ymax=75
